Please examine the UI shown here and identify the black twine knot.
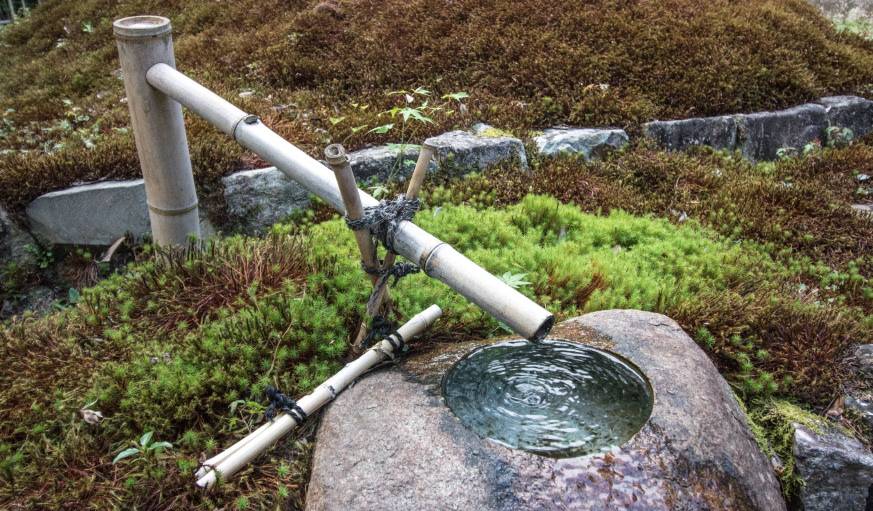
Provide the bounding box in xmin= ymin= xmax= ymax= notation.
xmin=346 ymin=195 xmax=420 ymax=253
xmin=265 ymin=386 xmax=307 ymax=424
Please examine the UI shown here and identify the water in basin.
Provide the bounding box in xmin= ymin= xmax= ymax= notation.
xmin=441 ymin=338 xmax=653 ymax=458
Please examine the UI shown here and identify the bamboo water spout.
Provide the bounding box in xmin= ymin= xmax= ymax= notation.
xmin=194 ymin=304 xmax=444 ymax=488
xmin=143 ymin=61 xmax=554 ymax=341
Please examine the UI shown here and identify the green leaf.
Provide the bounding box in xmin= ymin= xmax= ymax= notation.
xmin=350 ymin=125 xmax=368 ymax=134
xmin=328 ymin=116 xmax=345 ymax=126
xmin=113 ymin=448 xmax=141 ymax=464
xmin=148 ymin=441 xmax=173 ymax=452
xmin=412 ymin=87 xmax=432 ymax=96
xmin=368 ymin=123 xmax=394 ymax=134
xmin=139 ymin=431 xmax=154 ymax=447
xmin=67 ymin=288 xmax=80 ymax=304
xmin=499 ymin=272 xmax=531 ymax=289
xmin=442 ymin=91 xmax=470 ymax=102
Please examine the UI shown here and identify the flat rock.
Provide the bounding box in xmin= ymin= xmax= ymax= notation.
xmin=737 ymin=104 xmax=827 ymax=161
xmin=534 ymin=127 xmax=629 ymax=159
xmin=818 ymin=96 xmax=873 ymax=140
xmin=307 ymin=310 xmax=785 ymax=511
xmin=424 ymin=130 xmax=528 ymax=174
xmin=643 ymin=115 xmax=738 ymax=152
xmin=223 ymin=167 xmax=310 ymax=235
xmin=26 ymin=180 xmax=213 ymax=245
xmin=26 ymin=180 xmax=151 ymax=245
xmin=793 ymin=423 xmax=873 ymax=511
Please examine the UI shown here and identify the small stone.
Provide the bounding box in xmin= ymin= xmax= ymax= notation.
xmin=844 ymin=394 xmax=873 ymax=429
xmin=850 ymin=344 xmax=873 ymax=379
xmin=222 ymin=167 xmax=310 ymax=235
xmin=534 ymin=127 xmax=629 ymax=160
xmin=80 ymin=409 xmax=104 ymax=425
xmin=793 ymin=423 xmax=873 ymax=511
xmin=852 ymin=204 xmax=873 ymax=219
xmin=238 ymin=90 xmax=255 ymax=98
xmin=858 ymin=173 xmax=871 ymax=182
xmin=424 ymin=130 xmax=528 ymax=174
xmin=0 ymin=206 xmax=36 ymax=266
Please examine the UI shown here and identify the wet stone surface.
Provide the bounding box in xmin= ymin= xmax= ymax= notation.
xmin=306 ymin=310 xmax=785 ymax=511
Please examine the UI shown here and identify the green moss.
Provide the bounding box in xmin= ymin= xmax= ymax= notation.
xmin=2 ymin=196 xmax=870 ymax=507
xmin=2 ymin=0 xmax=873 ymax=207
xmin=748 ymin=399 xmax=835 ymax=497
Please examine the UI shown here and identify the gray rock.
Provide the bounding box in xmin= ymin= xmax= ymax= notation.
xmin=845 ymin=394 xmax=873 ymax=429
xmin=307 ymin=310 xmax=785 ymax=511
xmin=793 ymin=423 xmax=873 ymax=511
xmin=850 ymin=344 xmax=873 ymax=379
xmin=818 ymin=96 xmax=873 ymax=141
xmin=643 ymin=115 xmax=739 ymax=152
xmin=736 ymin=104 xmax=827 ymax=161
xmin=0 ymin=206 xmax=36 ymax=265
xmin=346 ymin=144 xmax=427 ymax=182
xmin=424 ymin=130 xmax=528 ymax=174
xmin=534 ymin=127 xmax=629 ymax=159
xmin=26 ymin=180 xmax=151 ymax=245
xmin=852 ymin=204 xmax=873 ymax=219
xmin=26 ymin=180 xmax=214 ymax=245
xmin=222 ymin=167 xmax=310 ymax=235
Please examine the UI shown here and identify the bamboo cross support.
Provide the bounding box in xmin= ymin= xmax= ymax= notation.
xmin=194 ymin=304 xmax=443 ymax=489
xmin=365 ymin=145 xmax=435 ymax=312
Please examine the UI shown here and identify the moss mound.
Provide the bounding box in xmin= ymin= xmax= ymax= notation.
xmin=2 ymin=0 xmax=873 ymax=207
xmin=2 ymin=196 xmax=870 ymax=508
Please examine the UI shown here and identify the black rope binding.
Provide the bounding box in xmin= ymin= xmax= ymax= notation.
xmin=265 ymin=386 xmax=307 ymax=424
xmin=366 ymin=261 xmax=421 ymax=312
xmin=346 ymin=195 xmax=420 ymax=253
xmin=360 ymin=315 xmax=397 ymax=349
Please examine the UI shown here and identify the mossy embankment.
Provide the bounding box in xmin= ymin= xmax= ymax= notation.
xmin=2 ymin=195 xmax=871 ymax=508
xmin=2 ymin=0 xmax=873 ymax=209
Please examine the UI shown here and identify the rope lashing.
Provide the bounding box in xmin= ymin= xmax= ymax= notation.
xmin=345 ymin=195 xmax=420 ymax=253
xmin=360 ymin=315 xmax=398 ymax=349
xmin=365 ymin=262 xmax=421 ymax=312
xmin=264 ymin=386 xmax=307 ymax=424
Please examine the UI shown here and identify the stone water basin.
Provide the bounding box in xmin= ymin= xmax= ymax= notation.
xmin=306 ymin=310 xmax=785 ymax=511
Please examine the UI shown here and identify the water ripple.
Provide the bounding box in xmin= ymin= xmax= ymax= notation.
xmin=442 ymin=339 xmax=653 ymax=458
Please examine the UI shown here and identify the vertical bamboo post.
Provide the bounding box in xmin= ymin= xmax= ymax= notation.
xmin=113 ymin=16 xmax=200 ymax=247
xmin=6 ymin=0 xmax=16 ymax=20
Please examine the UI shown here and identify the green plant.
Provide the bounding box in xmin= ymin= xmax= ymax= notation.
xmin=112 ymin=431 xmax=173 ymax=464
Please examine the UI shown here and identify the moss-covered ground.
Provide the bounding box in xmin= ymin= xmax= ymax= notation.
xmin=2 ymin=0 xmax=873 ymax=209
xmin=2 ymin=1 xmax=873 ymax=509
xmin=2 ymin=185 xmax=871 ymax=508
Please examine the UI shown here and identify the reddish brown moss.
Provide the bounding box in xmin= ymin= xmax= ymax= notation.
xmin=2 ymin=0 xmax=873 ymax=207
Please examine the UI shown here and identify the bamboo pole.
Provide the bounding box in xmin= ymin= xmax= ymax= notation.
xmin=350 ymin=144 xmax=435 ymax=349
xmin=324 ymin=144 xmax=380 ymax=284
xmin=113 ymin=16 xmax=200 ymax=247
xmin=324 ymin=143 xmax=386 ymax=352
xmin=194 ymin=304 xmax=443 ymax=488
xmin=6 ymin=0 xmax=15 ymax=20
xmin=143 ymin=62 xmax=553 ymax=340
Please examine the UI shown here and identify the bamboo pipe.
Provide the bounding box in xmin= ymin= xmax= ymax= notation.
xmin=143 ymin=61 xmax=553 ymax=340
xmin=113 ymin=17 xmax=200 ymax=246
xmin=324 ymin=144 xmax=380 ymax=284
xmin=194 ymin=304 xmax=443 ymax=488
